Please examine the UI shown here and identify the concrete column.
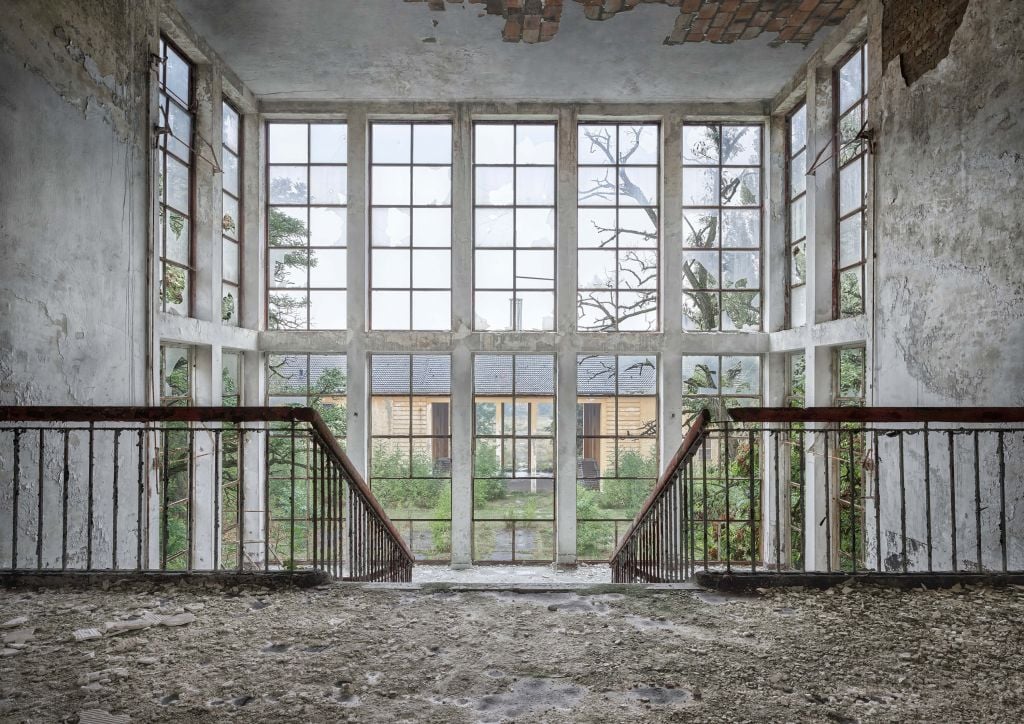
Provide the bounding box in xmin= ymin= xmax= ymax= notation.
xmin=555 ymin=326 xmax=578 ymax=565
xmin=803 ymin=344 xmax=833 ymax=570
xmin=808 ymin=66 xmax=835 ymax=326
xmin=765 ymin=115 xmax=788 ymax=334
xmin=241 ymin=349 xmax=266 ymax=567
xmin=240 ymin=110 xmax=264 ymax=331
xmin=345 ymin=109 xmax=368 ymax=476
xmin=554 ymin=105 xmax=578 ymax=564
xmin=191 ymin=344 xmax=217 ymax=569
xmin=450 ymin=106 xmax=474 ymax=567
xmin=660 ymin=111 xmax=684 ymax=461
xmin=450 ymin=347 xmax=473 ymax=567
xmin=762 ymin=350 xmax=790 ymax=568
xmin=191 ymin=64 xmax=218 ymax=323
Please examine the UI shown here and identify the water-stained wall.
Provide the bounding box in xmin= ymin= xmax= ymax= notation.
xmin=874 ymin=0 xmax=1024 ymax=406
xmin=0 ymin=0 xmax=157 ymax=405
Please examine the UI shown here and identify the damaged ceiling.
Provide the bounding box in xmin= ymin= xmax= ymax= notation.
xmin=174 ymin=0 xmax=859 ymax=103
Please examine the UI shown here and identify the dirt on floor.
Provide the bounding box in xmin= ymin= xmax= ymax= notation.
xmin=1 ymin=579 xmax=1023 ymax=722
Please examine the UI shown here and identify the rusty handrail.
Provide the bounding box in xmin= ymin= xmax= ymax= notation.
xmin=0 ymin=405 xmax=414 ymax=562
xmin=728 ymin=407 xmax=1024 ymax=424
xmin=609 ymin=408 xmax=711 ymax=563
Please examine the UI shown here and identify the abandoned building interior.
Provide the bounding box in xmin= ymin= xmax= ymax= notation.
xmin=1 ymin=0 xmax=1023 ymax=721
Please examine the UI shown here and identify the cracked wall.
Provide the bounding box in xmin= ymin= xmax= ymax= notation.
xmin=873 ymin=0 xmax=1024 ymax=407
xmin=0 ymin=0 xmax=156 ymax=405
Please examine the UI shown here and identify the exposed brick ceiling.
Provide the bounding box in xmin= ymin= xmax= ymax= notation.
xmin=407 ymin=0 xmax=859 ymax=45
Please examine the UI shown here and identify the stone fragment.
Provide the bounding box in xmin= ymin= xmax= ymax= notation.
xmin=2 ymin=627 xmax=35 ymax=645
xmin=159 ymin=613 xmax=197 ymax=627
xmin=0 ymin=616 xmax=28 ymax=629
xmin=78 ymin=710 xmax=131 ymax=724
xmin=73 ymin=628 xmax=103 ymax=642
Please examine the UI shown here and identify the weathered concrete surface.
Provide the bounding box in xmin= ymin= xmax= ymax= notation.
xmin=874 ymin=0 xmax=1024 ymax=407
xmin=2 ymin=580 xmax=1024 ymax=721
xmin=174 ymin=0 xmax=824 ymax=103
xmin=0 ymin=0 xmax=156 ymax=406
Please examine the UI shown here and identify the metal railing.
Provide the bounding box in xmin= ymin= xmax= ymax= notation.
xmin=0 ymin=406 xmax=413 ymax=582
xmin=611 ymin=407 xmax=1024 ymax=583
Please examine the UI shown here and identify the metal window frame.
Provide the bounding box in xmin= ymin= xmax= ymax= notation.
xmin=681 ymin=122 xmax=765 ymax=332
xmin=472 ymin=120 xmax=558 ymax=332
xmin=368 ymin=353 xmax=454 ymax=562
xmin=368 ymin=120 xmax=454 ymax=332
xmin=833 ymin=44 xmax=869 ymax=319
xmin=575 ymin=353 xmax=660 ymax=560
xmin=265 ymin=121 xmax=349 ymax=331
xmin=157 ymin=35 xmax=195 ymax=318
xmin=471 ymin=353 xmax=558 ymax=563
xmin=577 ymin=121 xmax=662 ymax=333
xmin=785 ymin=104 xmax=808 ymax=330
xmin=221 ymin=99 xmax=243 ymax=327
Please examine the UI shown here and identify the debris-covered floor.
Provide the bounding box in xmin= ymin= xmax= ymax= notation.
xmin=2 ymin=580 xmax=1023 ymax=722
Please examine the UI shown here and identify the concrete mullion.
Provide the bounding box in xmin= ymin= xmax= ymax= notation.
xmin=766 ymin=115 xmax=788 ymax=334
xmin=554 ymin=106 xmax=578 ymax=564
xmin=452 ymin=105 xmax=473 ymax=333
xmin=191 ymin=64 xmax=218 ymax=324
xmin=345 ymin=109 xmax=368 ymax=476
xmin=660 ymin=112 xmax=684 ymax=469
xmin=240 ymin=109 xmax=263 ymax=331
xmin=450 ymin=347 xmax=473 ymax=567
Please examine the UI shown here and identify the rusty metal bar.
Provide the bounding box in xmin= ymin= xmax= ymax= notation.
xmin=729 ymin=407 xmax=1024 ymax=424
xmin=36 ymin=430 xmax=44 ymax=570
xmin=923 ymin=424 xmax=932 ymax=572
xmin=87 ymin=422 xmax=95 ymax=571
xmin=112 ymin=430 xmax=120 ymax=570
xmin=12 ymin=429 xmax=21 ymax=570
xmin=948 ymin=430 xmax=958 ymax=572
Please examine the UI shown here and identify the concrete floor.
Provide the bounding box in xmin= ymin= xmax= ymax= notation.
xmin=3 ymin=580 xmax=1024 ymax=722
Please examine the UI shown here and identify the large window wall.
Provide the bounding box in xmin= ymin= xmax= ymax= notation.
xmin=577 ymin=123 xmax=660 ymax=332
xmin=576 ymin=354 xmax=658 ymax=560
xmin=473 ymin=355 xmax=556 ymax=562
xmin=681 ymin=123 xmax=763 ymax=332
xmin=267 ymin=122 xmax=348 ymax=330
xmin=157 ymin=38 xmax=194 ymax=317
xmin=369 ymin=354 xmax=452 ymax=561
xmin=208 ymin=41 xmax=873 ymax=565
xmin=835 ymin=45 xmax=868 ymax=319
xmin=474 ymin=122 xmax=556 ymax=331
xmin=370 ymin=122 xmax=453 ymax=331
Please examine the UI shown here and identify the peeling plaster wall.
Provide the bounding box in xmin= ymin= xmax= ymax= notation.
xmin=0 ymin=0 xmax=155 ymax=405
xmin=871 ymin=0 xmax=1024 ymax=572
xmin=874 ymin=0 xmax=1024 ymax=407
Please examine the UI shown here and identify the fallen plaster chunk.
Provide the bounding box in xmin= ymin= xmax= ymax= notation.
xmin=73 ymin=628 xmax=103 ymax=642
xmin=159 ymin=612 xmax=196 ymax=627
xmin=1 ymin=616 xmax=28 ymax=629
xmin=78 ymin=709 xmax=131 ymax=724
xmin=103 ymin=613 xmax=161 ymax=636
xmin=2 ymin=627 xmax=35 ymax=645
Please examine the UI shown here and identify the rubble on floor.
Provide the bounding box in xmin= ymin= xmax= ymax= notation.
xmin=1 ymin=579 xmax=1022 ymax=722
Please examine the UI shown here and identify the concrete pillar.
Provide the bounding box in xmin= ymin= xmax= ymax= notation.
xmin=241 ymin=348 xmax=266 ymax=567
xmin=661 ymin=111 xmax=684 ymax=462
xmin=804 ymin=345 xmax=834 ymax=570
xmin=554 ymin=105 xmax=578 ymax=564
xmin=450 ymin=347 xmax=473 ymax=567
xmin=449 ymin=106 xmax=474 ymax=567
xmin=345 ymin=109 xmax=368 ymax=476
xmin=191 ymin=344 xmax=218 ymax=569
